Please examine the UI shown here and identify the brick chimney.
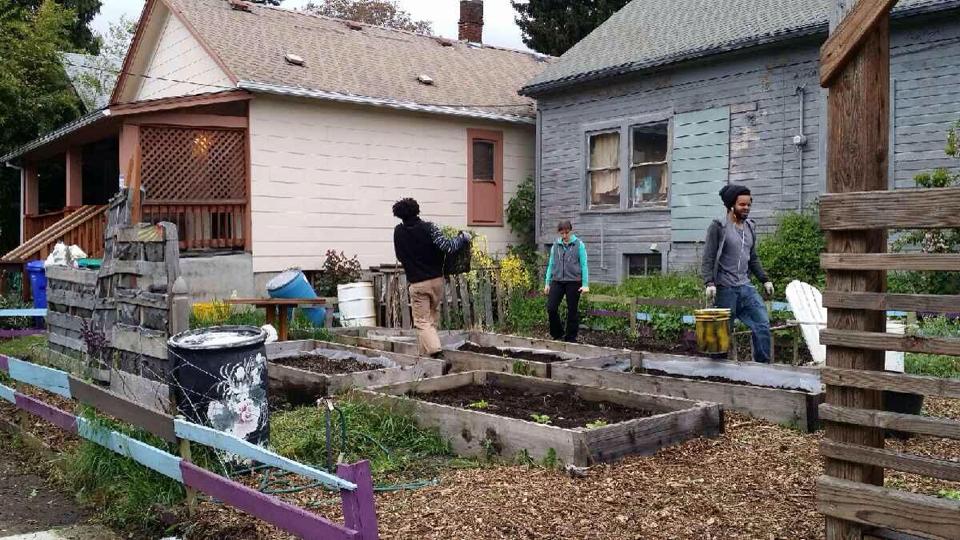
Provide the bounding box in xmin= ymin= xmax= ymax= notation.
xmin=458 ymin=0 xmax=483 ymax=43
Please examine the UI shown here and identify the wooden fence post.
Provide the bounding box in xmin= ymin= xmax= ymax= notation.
xmin=338 ymin=460 xmax=379 ymax=540
xmin=821 ymin=1 xmax=894 ymax=538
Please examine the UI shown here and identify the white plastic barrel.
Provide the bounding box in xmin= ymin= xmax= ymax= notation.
xmin=337 ymin=282 xmax=377 ymax=327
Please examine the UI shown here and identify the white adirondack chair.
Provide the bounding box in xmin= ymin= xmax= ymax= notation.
xmin=785 ymin=280 xmax=904 ymax=372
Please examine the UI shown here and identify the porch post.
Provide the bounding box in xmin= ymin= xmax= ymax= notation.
xmin=66 ymin=146 xmax=83 ymax=209
xmin=22 ymin=162 xmax=38 ymax=243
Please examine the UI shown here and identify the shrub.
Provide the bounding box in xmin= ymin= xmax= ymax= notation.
xmin=315 ymin=250 xmax=362 ymax=296
xmin=506 ymin=175 xmax=536 ymax=247
xmin=504 ymin=291 xmax=547 ymax=334
xmin=756 ymin=208 xmax=825 ymax=294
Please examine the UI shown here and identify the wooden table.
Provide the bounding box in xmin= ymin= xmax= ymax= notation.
xmin=223 ymin=298 xmax=327 ymax=341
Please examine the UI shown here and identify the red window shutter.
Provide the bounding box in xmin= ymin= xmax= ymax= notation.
xmin=467 ymin=129 xmax=504 ymax=226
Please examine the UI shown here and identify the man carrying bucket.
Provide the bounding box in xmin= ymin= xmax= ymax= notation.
xmin=392 ymin=198 xmax=470 ymax=358
xmin=701 ymin=185 xmax=774 ymax=363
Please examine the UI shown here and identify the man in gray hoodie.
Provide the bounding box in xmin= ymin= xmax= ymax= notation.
xmin=700 ymin=185 xmax=774 ymax=363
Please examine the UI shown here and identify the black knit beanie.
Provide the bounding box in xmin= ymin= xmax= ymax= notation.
xmin=719 ymin=184 xmax=751 ymax=209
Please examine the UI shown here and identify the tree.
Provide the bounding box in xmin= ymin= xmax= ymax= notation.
xmin=0 ymin=0 xmax=83 ymax=253
xmin=247 ymin=0 xmax=283 ymax=5
xmin=72 ymin=14 xmax=135 ymax=110
xmin=512 ymin=0 xmax=630 ymax=57
xmin=13 ymin=0 xmax=102 ymax=53
xmin=303 ymin=0 xmax=432 ymax=34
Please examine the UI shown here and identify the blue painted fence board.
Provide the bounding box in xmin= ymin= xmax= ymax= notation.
xmin=77 ymin=417 xmax=184 ymax=483
xmin=0 ymin=383 xmax=14 ymax=404
xmin=173 ymin=419 xmax=356 ymax=491
xmin=8 ymin=357 xmax=71 ymax=398
xmin=0 ymin=309 xmax=47 ymax=317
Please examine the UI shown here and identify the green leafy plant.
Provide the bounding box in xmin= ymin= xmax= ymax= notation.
xmin=585 ymin=419 xmax=608 ymax=429
xmin=506 ymin=175 xmax=536 ymax=247
xmin=540 ymin=447 xmax=559 ymax=469
xmin=939 ymin=489 xmax=960 ymax=501
xmin=467 ymin=400 xmax=489 ymax=410
xmin=756 ymin=206 xmax=826 ymax=295
xmin=314 ymin=250 xmax=363 ymax=297
xmin=530 ymin=413 xmax=551 ymax=425
xmin=511 ymin=360 xmax=533 ymax=376
xmin=889 ymin=120 xmax=960 ymax=295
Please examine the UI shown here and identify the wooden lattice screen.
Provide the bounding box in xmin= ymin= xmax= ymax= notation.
xmin=140 ymin=126 xmax=246 ymax=203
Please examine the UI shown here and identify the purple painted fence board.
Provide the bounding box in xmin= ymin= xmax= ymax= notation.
xmin=179 ymin=462 xmax=359 ymax=540
xmin=0 ymin=329 xmax=44 ymax=339
xmin=0 ymin=354 xmax=8 ymax=373
xmin=338 ymin=461 xmax=379 ymax=540
xmin=14 ymin=392 xmax=78 ymax=434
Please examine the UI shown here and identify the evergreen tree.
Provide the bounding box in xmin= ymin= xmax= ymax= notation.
xmin=512 ymin=0 xmax=630 ymax=56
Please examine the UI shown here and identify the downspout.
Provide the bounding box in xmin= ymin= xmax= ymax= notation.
xmin=5 ymin=162 xmax=23 ymax=244
xmin=535 ymin=109 xmax=543 ymax=250
xmin=793 ymin=85 xmax=808 ymax=212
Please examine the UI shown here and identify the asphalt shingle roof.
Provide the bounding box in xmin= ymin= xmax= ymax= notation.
xmin=165 ymin=0 xmax=549 ymax=118
xmin=522 ymin=0 xmax=960 ymax=94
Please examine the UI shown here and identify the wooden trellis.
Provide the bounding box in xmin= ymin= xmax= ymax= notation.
xmin=139 ymin=126 xmax=246 ymax=202
xmin=817 ymin=2 xmax=960 ymax=539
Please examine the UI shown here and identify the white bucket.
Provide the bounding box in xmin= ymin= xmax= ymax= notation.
xmin=337 ymin=282 xmax=376 ymax=327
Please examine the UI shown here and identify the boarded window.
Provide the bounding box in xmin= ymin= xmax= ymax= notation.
xmin=626 ymin=253 xmax=662 ymax=276
xmin=467 ymin=129 xmax=503 ymax=226
xmin=630 ymin=123 xmax=669 ymax=207
xmin=587 ymin=131 xmax=620 ymax=208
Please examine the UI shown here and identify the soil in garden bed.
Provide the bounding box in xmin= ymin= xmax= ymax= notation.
xmin=412 ymin=383 xmax=654 ymax=429
xmin=635 ymin=367 xmax=809 ymax=393
xmin=458 ymin=343 xmax=567 ymax=363
xmin=575 ymin=328 xmax=814 ymax=365
xmin=274 ymin=354 xmax=382 ymax=375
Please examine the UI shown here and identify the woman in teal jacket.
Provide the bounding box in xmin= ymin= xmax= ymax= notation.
xmin=543 ymin=220 xmax=589 ymax=342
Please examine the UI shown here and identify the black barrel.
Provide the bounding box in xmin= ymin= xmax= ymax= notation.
xmin=168 ymin=325 xmax=270 ymax=447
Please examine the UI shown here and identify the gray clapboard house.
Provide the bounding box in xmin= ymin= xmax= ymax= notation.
xmin=521 ymin=0 xmax=960 ymax=282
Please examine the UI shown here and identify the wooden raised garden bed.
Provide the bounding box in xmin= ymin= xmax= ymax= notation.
xmin=552 ymin=353 xmax=824 ymax=432
xmin=265 ymin=340 xmax=444 ymax=403
xmin=331 ymin=327 xmax=466 ymax=356
xmin=359 ymin=371 xmax=722 ymax=466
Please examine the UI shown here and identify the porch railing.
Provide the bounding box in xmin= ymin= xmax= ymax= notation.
xmin=24 ymin=209 xmax=70 ymax=242
xmin=142 ymin=201 xmax=246 ymax=251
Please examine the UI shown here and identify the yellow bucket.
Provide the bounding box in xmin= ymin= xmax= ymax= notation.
xmin=694 ymin=308 xmax=731 ymax=354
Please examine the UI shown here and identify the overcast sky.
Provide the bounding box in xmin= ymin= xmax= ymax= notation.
xmin=91 ymin=0 xmax=531 ymax=51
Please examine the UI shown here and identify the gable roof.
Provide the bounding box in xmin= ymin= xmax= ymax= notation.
xmin=522 ymin=0 xmax=960 ymax=95
xmin=117 ymin=0 xmax=549 ymax=122
xmin=61 ymin=52 xmax=116 ymax=111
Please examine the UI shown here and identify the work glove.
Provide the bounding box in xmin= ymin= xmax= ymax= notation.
xmin=764 ymin=281 xmax=774 ymax=297
xmin=579 ymin=286 xmax=590 ymax=293
xmin=705 ymin=285 xmax=717 ymax=302
xmin=460 ymin=230 xmax=473 ymax=242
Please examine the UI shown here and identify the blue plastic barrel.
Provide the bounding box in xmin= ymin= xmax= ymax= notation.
xmin=25 ymin=261 xmax=47 ymax=309
xmin=266 ymin=269 xmax=326 ymax=326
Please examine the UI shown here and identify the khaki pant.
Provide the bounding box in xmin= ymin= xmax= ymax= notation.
xmin=409 ymin=277 xmax=444 ymax=356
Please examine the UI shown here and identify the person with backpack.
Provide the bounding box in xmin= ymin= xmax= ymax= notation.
xmin=701 ymin=184 xmax=774 ymax=363
xmin=392 ymin=198 xmax=470 ymax=357
xmin=543 ymin=220 xmax=589 ymax=342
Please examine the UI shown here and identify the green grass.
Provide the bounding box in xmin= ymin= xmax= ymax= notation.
xmin=270 ymin=393 xmax=464 ymax=481
xmin=0 ymin=335 xmax=48 ymax=363
xmin=61 ymin=409 xmax=188 ymax=536
xmin=905 ymin=354 xmax=960 ymax=378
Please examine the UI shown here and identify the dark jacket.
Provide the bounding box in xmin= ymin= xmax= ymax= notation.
xmin=700 ymin=218 xmax=769 ymax=286
xmin=393 ymin=218 xmax=468 ymax=284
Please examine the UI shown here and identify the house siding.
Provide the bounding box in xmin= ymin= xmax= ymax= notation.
xmin=537 ymin=15 xmax=960 ymax=283
xmin=134 ymin=8 xmax=232 ymax=101
xmin=248 ymin=96 xmax=534 ymax=273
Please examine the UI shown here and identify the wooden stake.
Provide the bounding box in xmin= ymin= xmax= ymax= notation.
xmin=178 ymin=438 xmax=198 ymax=516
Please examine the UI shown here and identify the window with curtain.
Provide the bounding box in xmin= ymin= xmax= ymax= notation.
xmin=587 ymin=131 xmax=620 ymax=208
xmin=630 ymin=122 xmax=669 ymax=207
